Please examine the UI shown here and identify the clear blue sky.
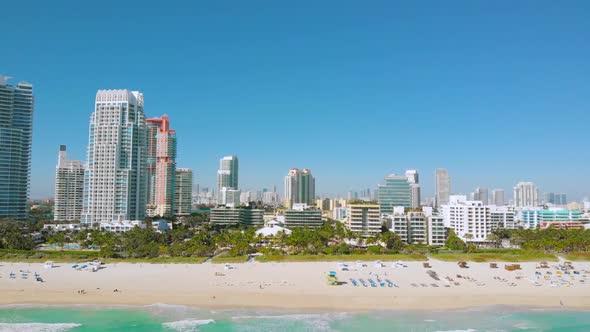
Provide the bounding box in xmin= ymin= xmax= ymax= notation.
xmin=2 ymin=0 xmax=589 ymax=201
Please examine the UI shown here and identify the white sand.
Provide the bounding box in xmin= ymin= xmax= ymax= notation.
xmin=1 ymin=259 xmax=589 ymax=310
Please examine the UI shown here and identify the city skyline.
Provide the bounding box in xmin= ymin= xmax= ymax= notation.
xmin=2 ymin=1 xmax=590 ymax=201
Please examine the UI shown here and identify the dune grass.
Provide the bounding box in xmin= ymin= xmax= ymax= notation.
xmin=431 ymin=250 xmax=558 ymax=262
xmin=561 ymin=252 xmax=590 ymax=262
xmin=0 ymin=249 xmax=208 ymax=264
xmin=256 ymin=253 xmax=427 ymax=263
xmin=210 ymin=255 xmax=249 ymax=264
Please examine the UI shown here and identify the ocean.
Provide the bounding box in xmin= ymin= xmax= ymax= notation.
xmin=0 ymin=304 xmax=588 ymax=331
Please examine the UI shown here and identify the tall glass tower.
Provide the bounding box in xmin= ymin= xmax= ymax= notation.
xmin=0 ymin=76 xmax=34 ymax=220
xmin=81 ymin=90 xmax=148 ymax=224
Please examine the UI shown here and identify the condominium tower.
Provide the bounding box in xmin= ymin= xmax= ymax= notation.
xmin=175 ymin=168 xmax=193 ymax=215
xmin=434 ymin=168 xmax=451 ymax=208
xmin=0 ymin=76 xmax=34 ymax=220
xmin=513 ymin=182 xmax=540 ymax=208
xmin=284 ymin=168 xmax=315 ymax=208
xmin=54 ymin=145 xmax=85 ymax=221
xmin=146 ymin=115 xmax=176 ymax=217
xmin=81 ymin=90 xmax=148 ymax=224
xmin=217 ymin=155 xmax=239 ymax=205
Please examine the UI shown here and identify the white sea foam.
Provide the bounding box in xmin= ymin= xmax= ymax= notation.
xmin=231 ymin=312 xmax=348 ymax=331
xmin=0 ymin=323 xmax=82 ymax=332
xmin=434 ymin=330 xmax=477 ymax=332
xmin=162 ymin=319 xmax=215 ymax=331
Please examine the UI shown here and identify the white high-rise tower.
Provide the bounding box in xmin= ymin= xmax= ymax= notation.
xmin=54 ymin=145 xmax=85 ymax=221
xmin=217 ymin=155 xmax=239 ymax=205
xmin=513 ymin=182 xmax=539 ymax=207
xmin=81 ymin=90 xmax=148 ymax=224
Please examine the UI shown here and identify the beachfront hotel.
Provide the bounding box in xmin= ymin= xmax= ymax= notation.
xmin=283 ymin=168 xmax=316 ymax=209
xmin=54 ymin=145 xmax=85 ymax=221
xmin=346 ymin=203 xmax=381 ymax=236
xmin=81 ymin=90 xmax=148 ymax=224
xmin=284 ymin=204 xmax=323 ymax=227
xmin=146 ymin=115 xmax=177 ymax=217
xmin=0 ymin=76 xmax=34 ymax=220
xmin=174 ymin=168 xmax=193 ymax=216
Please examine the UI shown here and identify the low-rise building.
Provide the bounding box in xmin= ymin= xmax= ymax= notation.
xmin=210 ymin=207 xmax=264 ymax=226
xmin=517 ymin=209 xmax=582 ymax=229
xmin=346 ymin=204 xmax=381 ymax=236
xmin=385 ymin=211 xmax=444 ymax=246
xmin=284 ymin=204 xmax=322 ymax=227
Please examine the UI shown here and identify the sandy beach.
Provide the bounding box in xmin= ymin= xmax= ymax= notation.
xmin=1 ymin=259 xmax=589 ymax=311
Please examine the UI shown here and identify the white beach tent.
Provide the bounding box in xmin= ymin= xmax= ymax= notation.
xmin=255 ymin=220 xmax=292 ymax=237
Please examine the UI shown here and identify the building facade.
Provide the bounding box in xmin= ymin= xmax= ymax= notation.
xmin=54 ymin=145 xmax=85 ymax=221
xmin=210 ymin=207 xmax=264 ymax=226
xmin=284 ymin=204 xmax=322 ymax=227
xmin=346 ymin=204 xmax=381 ymax=236
xmin=284 ymin=168 xmax=315 ymax=208
xmin=81 ymin=90 xmax=148 ymax=224
xmin=513 ymin=182 xmax=540 ymax=208
xmin=0 ymin=76 xmax=34 ymax=220
xmin=146 ymin=115 xmax=176 ymax=217
xmin=517 ymin=209 xmax=582 ymax=229
xmin=434 ymin=168 xmax=450 ymax=208
xmin=217 ymin=155 xmax=239 ymax=205
xmin=492 ymin=189 xmax=505 ymax=206
xmin=442 ymin=195 xmax=493 ymax=243
xmin=174 ymin=168 xmax=192 ymax=216
xmin=377 ymin=174 xmax=412 ymax=214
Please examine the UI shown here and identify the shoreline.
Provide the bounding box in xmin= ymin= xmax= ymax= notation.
xmin=2 ymin=260 xmax=590 ymax=311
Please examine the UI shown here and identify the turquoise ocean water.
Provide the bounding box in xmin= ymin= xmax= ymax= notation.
xmin=0 ymin=305 xmax=588 ymax=331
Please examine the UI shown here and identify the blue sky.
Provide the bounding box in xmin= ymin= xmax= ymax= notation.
xmin=2 ymin=1 xmax=589 ymax=200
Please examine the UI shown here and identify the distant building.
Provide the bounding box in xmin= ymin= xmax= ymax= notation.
xmin=513 ymin=182 xmax=540 ymax=208
xmin=492 ymin=189 xmax=505 ymax=206
xmin=346 ymin=204 xmax=381 ymax=236
xmin=54 ymin=145 xmax=85 ymax=221
xmin=210 ymin=207 xmax=264 ymax=226
xmin=217 ymin=155 xmax=238 ymax=205
xmin=0 ymin=76 xmax=34 ymax=220
xmin=377 ymin=173 xmax=412 ymax=213
xmin=545 ymin=192 xmax=567 ymax=206
xmin=316 ymin=198 xmax=331 ymax=211
xmin=219 ymin=187 xmax=241 ymax=207
xmin=284 ymin=204 xmax=322 ymax=227
xmin=472 ymin=187 xmax=489 ymax=204
xmin=434 ymin=169 xmax=451 ymax=208
xmin=284 ymin=168 xmax=315 ymax=208
xmin=174 ymin=168 xmax=192 ymax=216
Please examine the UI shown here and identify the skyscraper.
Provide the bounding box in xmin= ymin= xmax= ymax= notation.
xmin=54 ymin=145 xmax=85 ymax=221
xmin=217 ymin=155 xmax=239 ymax=205
xmin=405 ymin=170 xmax=421 ymax=208
xmin=175 ymin=168 xmax=192 ymax=216
xmin=377 ymin=174 xmax=412 ymax=213
xmin=473 ymin=187 xmax=489 ymax=204
xmin=492 ymin=189 xmax=505 ymax=206
xmin=434 ymin=169 xmax=451 ymax=208
xmin=284 ymin=168 xmax=315 ymax=208
xmin=513 ymin=182 xmax=540 ymax=208
xmin=0 ymin=76 xmax=34 ymax=220
xmin=146 ymin=115 xmax=176 ymax=217
xmin=82 ymin=90 xmax=148 ymax=224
